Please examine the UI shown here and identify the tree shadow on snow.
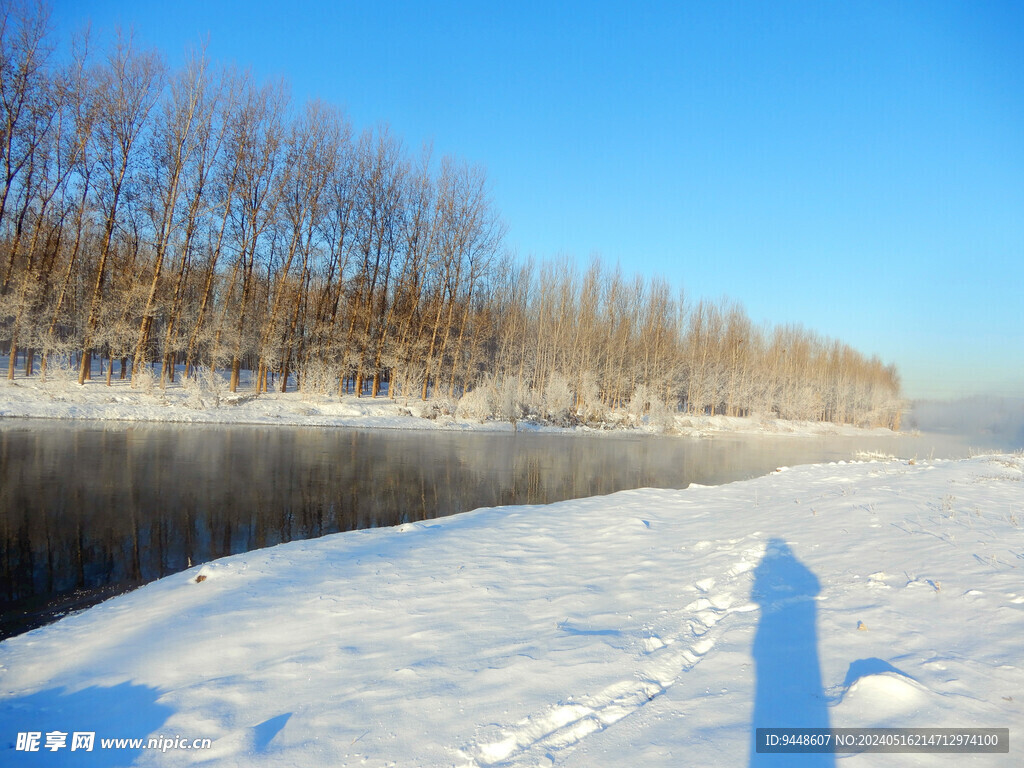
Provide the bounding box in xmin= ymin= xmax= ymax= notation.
xmin=1 ymin=681 xmax=172 ymax=767
xmin=749 ymin=538 xmax=835 ymax=767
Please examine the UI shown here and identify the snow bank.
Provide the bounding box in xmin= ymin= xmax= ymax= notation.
xmin=0 ymin=372 xmax=896 ymax=439
xmin=1 ymin=455 xmax=1021 ymax=766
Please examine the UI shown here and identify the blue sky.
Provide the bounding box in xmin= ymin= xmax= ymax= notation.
xmin=52 ymin=0 xmax=1023 ymax=400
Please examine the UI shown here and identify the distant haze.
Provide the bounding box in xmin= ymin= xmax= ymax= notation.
xmin=904 ymin=396 xmax=1024 ymax=452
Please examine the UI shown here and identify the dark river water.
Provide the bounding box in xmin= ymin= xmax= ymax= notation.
xmin=0 ymin=419 xmax=1009 ymax=638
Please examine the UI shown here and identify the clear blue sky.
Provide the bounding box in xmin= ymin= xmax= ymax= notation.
xmin=52 ymin=0 xmax=1023 ymax=400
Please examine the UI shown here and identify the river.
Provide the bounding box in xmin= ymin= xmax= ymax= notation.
xmin=0 ymin=419 xmax=1006 ymax=638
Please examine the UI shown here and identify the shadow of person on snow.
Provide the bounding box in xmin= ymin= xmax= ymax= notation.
xmin=749 ymin=538 xmax=834 ymax=767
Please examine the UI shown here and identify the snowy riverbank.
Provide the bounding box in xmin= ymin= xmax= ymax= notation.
xmin=2 ymin=454 xmax=1022 ymax=766
xmin=0 ymin=372 xmax=897 ymax=439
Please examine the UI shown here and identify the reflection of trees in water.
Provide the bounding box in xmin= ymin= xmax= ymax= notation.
xmin=1 ymin=425 xmax=904 ymax=637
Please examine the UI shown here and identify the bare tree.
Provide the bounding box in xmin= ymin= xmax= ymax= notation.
xmin=256 ymin=99 xmax=339 ymax=393
xmin=384 ymin=146 xmax=436 ymax=400
xmin=301 ymin=117 xmax=356 ymax=393
xmin=39 ymin=30 xmax=97 ymax=377
xmin=77 ymin=30 xmax=163 ymax=384
xmin=130 ymin=47 xmax=214 ymax=383
xmin=221 ymin=76 xmax=287 ymax=392
xmin=0 ymin=0 xmax=52 ymax=274
xmin=156 ymin=60 xmax=230 ymax=385
xmin=342 ymin=126 xmax=402 ymax=397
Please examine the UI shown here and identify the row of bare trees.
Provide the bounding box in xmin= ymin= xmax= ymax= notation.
xmin=0 ymin=3 xmax=901 ymax=427
xmin=476 ymin=259 xmax=901 ymax=427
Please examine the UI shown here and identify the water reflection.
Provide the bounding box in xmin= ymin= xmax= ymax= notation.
xmin=0 ymin=421 xmax=944 ymax=638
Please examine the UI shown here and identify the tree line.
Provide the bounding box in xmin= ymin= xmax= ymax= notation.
xmin=0 ymin=2 xmax=901 ymax=428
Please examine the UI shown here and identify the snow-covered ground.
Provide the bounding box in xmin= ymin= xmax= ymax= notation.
xmin=0 ymin=365 xmax=896 ymax=439
xmin=2 ymin=454 xmax=1021 ymax=766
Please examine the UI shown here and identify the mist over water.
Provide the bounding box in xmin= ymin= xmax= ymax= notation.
xmin=904 ymin=396 xmax=1024 ymax=454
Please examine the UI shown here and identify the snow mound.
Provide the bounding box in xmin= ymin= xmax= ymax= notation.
xmin=838 ymin=671 xmax=930 ymax=721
